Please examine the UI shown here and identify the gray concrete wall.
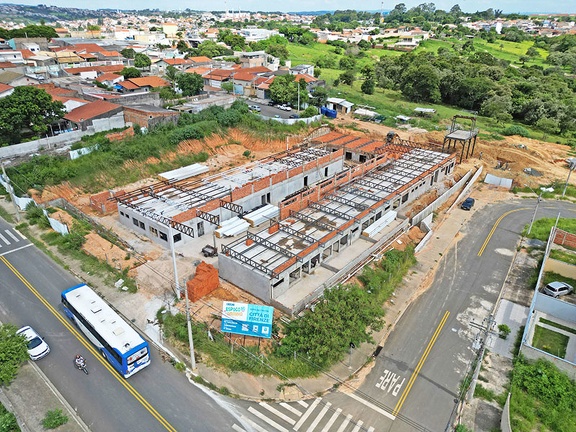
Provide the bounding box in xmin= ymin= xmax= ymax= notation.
xmin=534 ymin=293 xmax=576 ymax=324
xmin=0 ymin=130 xmax=87 ymax=159
xmin=501 ymin=393 xmax=512 ymax=432
xmin=218 ymin=254 xmax=271 ymax=302
xmin=520 ymin=344 xmax=576 ymax=380
xmin=543 ymin=258 xmax=576 ymax=279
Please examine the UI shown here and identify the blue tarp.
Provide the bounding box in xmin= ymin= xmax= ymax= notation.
xmin=321 ymin=106 xmax=337 ymax=118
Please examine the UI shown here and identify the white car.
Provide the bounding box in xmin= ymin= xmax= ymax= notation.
xmin=17 ymin=326 xmax=50 ymax=361
xmin=280 ymin=105 xmax=292 ymax=111
xmin=543 ymin=281 xmax=574 ymax=298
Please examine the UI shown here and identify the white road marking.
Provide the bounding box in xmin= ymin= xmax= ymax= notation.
xmin=321 ymin=408 xmax=342 ymax=432
xmin=306 ymin=401 xmax=331 ymax=432
xmin=14 ymin=228 xmax=27 ymax=240
xmin=5 ymin=230 xmax=19 ymax=242
xmin=232 ymin=424 xmax=246 ymax=432
xmin=297 ymin=400 xmax=309 ymax=408
xmin=294 ymin=398 xmax=321 ymax=431
xmin=248 ymin=406 xmax=289 ymax=432
xmin=367 ymin=427 xmax=375 ymax=432
xmin=0 ymin=232 xmax=10 ymax=245
xmin=336 ymin=414 xmax=352 ymax=432
xmin=346 ymin=392 xmax=396 ymax=420
xmin=259 ymin=402 xmax=296 ymax=425
xmin=351 ymin=420 xmax=363 ymax=432
xmin=0 ymin=243 xmax=33 ymax=257
xmin=280 ymin=402 xmax=302 ymax=416
xmin=240 ymin=415 xmax=269 ymax=432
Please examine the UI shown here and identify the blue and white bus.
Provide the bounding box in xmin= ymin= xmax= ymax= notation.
xmin=61 ymin=283 xmax=151 ymax=378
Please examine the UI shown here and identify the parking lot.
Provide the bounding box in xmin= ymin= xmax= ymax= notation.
xmin=248 ymin=101 xmax=300 ymax=119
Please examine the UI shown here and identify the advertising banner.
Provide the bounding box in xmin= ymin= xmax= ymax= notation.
xmin=221 ymin=301 xmax=274 ymax=338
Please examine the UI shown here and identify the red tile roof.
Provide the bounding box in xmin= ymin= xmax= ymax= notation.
xmin=163 ymin=58 xmax=193 ymax=66
xmin=241 ymin=66 xmax=271 ymax=74
xmin=71 ymin=43 xmax=107 ymax=53
xmin=0 ymin=83 xmax=13 ymax=93
xmin=64 ymin=64 xmax=124 ymax=75
xmin=96 ymin=73 xmax=122 ymax=83
xmin=77 ymin=53 xmax=97 ymax=60
xmin=128 ymin=76 xmax=169 ymax=88
xmin=64 ymin=100 xmax=121 ymax=122
xmin=204 ymin=69 xmax=234 ymax=81
xmin=100 ymin=50 xmax=121 ymax=57
xmin=0 ymin=62 xmax=18 ymax=69
xmin=19 ymin=49 xmax=36 ymax=59
xmin=294 ymin=73 xmax=317 ymax=83
xmin=232 ymin=71 xmax=258 ymax=82
xmin=188 ymin=56 xmax=212 ymax=63
xmin=118 ymin=80 xmax=140 ymax=90
xmin=185 ymin=67 xmax=211 ymax=76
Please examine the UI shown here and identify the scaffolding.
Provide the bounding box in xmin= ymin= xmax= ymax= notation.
xmin=442 ymin=115 xmax=479 ymax=162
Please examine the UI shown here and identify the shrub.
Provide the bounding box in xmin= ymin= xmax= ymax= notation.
xmin=41 ymin=409 xmax=68 ymax=429
xmin=501 ymin=125 xmax=530 ymax=137
xmin=0 ymin=403 xmax=19 ymax=432
xmin=498 ymin=323 xmax=511 ymax=339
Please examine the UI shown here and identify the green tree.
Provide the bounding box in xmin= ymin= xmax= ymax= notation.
xmin=536 ymin=117 xmax=560 ymax=139
xmin=120 ymin=48 xmax=135 ymax=59
xmin=310 ymin=86 xmax=328 ymax=107
xmin=339 ymin=70 xmax=355 ymax=85
xmin=165 ymin=65 xmax=178 ymax=82
xmin=400 ymin=63 xmax=441 ymax=103
xmin=0 ymin=87 xmax=65 ymax=145
xmin=269 ymin=74 xmax=298 ymax=104
xmin=266 ymin=44 xmax=289 ymax=60
xmin=339 ymin=56 xmax=356 ymax=70
xmin=0 ymin=324 xmax=29 ymax=386
xmin=120 ymin=67 xmax=141 ymax=78
xmin=221 ymin=81 xmax=234 ymax=94
xmin=361 ymin=77 xmax=375 ymax=95
xmin=300 ymin=106 xmax=319 ymax=118
xmin=134 ymin=53 xmax=151 ymax=70
xmin=176 ymin=73 xmax=204 ymax=96
xmin=480 ymin=94 xmax=512 ymax=124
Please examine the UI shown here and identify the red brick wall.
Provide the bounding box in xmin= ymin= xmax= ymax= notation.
xmin=271 ymin=172 xmax=287 ymax=185
xmin=288 ymin=166 xmax=303 ymax=178
xmin=199 ymin=198 xmax=220 ymax=213
xmin=173 ymin=208 xmax=197 ymax=223
xmin=231 ymin=184 xmax=252 ymax=201
xmin=253 ymin=177 xmax=270 ymax=193
xmin=90 ymin=190 xmax=125 ymax=214
xmin=185 ymin=262 xmax=219 ymax=302
xmin=554 ymin=229 xmax=576 ymax=249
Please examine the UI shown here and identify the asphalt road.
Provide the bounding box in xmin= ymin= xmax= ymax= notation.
xmin=0 ymin=218 xmax=246 ymax=432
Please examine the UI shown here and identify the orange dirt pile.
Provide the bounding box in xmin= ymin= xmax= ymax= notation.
xmin=81 ymin=232 xmax=139 ymax=270
xmin=48 ymin=209 xmax=75 ymax=227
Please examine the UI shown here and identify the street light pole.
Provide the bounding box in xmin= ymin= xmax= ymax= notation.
xmin=527 ymin=192 xmax=542 ymax=235
xmin=562 ymin=158 xmax=576 ymax=197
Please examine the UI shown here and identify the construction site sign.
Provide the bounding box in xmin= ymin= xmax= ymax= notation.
xmin=221 ymin=301 xmax=274 ymax=338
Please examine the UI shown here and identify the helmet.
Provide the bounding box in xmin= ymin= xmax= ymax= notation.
xmin=76 ymin=354 xmax=81 ymax=359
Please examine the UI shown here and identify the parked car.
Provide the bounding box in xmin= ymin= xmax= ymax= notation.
xmin=250 ymin=105 xmax=261 ymax=112
xmin=268 ymin=101 xmax=275 ymax=106
xmin=17 ymin=326 xmax=50 ymax=361
xmin=461 ymin=197 xmax=475 ymax=210
xmin=543 ymin=281 xmax=574 ymax=298
xmin=280 ymin=105 xmax=292 ymax=111
xmin=289 ymin=114 xmax=299 ymax=119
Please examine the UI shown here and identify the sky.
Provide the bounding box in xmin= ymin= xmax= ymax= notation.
xmin=6 ymin=0 xmax=576 ymax=14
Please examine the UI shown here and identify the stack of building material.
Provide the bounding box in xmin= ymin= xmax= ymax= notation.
xmin=158 ymin=163 xmax=209 ymax=183
xmin=243 ymin=204 xmax=279 ymax=227
xmin=362 ymin=211 xmax=397 ymax=238
xmin=215 ymin=217 xmax=250 ymax=238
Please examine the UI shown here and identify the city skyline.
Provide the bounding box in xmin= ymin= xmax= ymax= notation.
xmin=3 ymin=0 xmax=576 ymax=14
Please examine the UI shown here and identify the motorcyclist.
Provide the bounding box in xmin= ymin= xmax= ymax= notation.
xmin=75 ymin=354 xmax=86 ymax=369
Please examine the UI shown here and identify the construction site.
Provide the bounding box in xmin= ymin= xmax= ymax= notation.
xmin=110 ymin=127 xmax=457 ymax=314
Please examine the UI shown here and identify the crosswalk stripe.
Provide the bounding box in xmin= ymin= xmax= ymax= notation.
xmin=346 ymin=392 xmax=396 ymax=420
xmin=280 ymin=402 xmax=302 ymax=416
xmin=351 ymin=420 xmax=363 ymax=432
xmin=5 ymin=230 xmax=18 ymax=242
xmin=260 ymin=402 xmax=296 ymax=425
xmin=297 ymin=400 xmax=309 ymax=408
xmin=321 ymin=408 xmax=342 ymax=432
xmin=336 ymin=414 xmax=352 ymax=432
xmin=306 ymin=401 xmax=331 ymax=432
xmin=294 ymin=398 xmax=321 ymax=431
xmin=240 ymin=415 xmax=270 ymax=432
xmin=248 ymin=406 xmax=289 ymax=432
xmin=232 ymin=424 xmax=246 ymax=432
xmin=367 ymin=427 xmax=375 ymax=432
xmin=0 ymin=232 xmax=9 ymax=245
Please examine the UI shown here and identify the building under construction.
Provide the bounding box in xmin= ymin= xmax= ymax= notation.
xmin=218 ymin=131 xmax=456 ymax=313
xmin=115 ymin=145 xmax=343 ymax=246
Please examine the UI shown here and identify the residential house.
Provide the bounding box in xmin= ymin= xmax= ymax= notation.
xmin=290 ymin=64 xmax=314 ymax=77
xmin=64 ymin=100 xmax=123 ymax=131
xmin=326 ymin=97 xmax=354 ymax=114
xmin=123 ymin=104 xmax=180 ymax=129
xmin=0 ymin=83 xmax=14 ymax=98
xmin=127 ymin=76 xmax=169 ymax=91
xmin=96 ymin=73 xmax=124 ymax=87
xmin=188 ymin=56 xmax=213 ymax=66
xmin=154 ymin=58 xmax=194 ymax=75
xmin=0 ymin=71 xmax=44 ymax=87
xmin=0 ymin=51 xmax=25 ymax=64
xmin=203 ymin=68 xmax=235 ymax=89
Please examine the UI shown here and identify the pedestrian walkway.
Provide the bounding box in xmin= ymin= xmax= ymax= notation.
xmin=233 ymin=397 xmax=376 ymax=432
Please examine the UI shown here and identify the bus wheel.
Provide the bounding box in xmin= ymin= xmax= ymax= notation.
xmin=101 ymin=351 xmax=106 ymax=359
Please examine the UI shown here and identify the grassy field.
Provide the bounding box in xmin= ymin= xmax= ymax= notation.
xmin=532 ymin=325 xmax=568 ymax=358
xmin=287 ymin=38 xmax=569 ymax=145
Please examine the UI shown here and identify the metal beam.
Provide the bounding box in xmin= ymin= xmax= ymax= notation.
xmin=327 ymin=194 xmax=368 ymax=211
xmin=289 ymin=210 xmax=336 ymax=232
xmin=220 ymin=200 xmax=243 ymax=215
xmin=279 ymin=225 xmax=317 ymax=245
xmin=120 ymin=201 xmax=195 ymax=238
xmin=309 ymin=202 xmax=353 ymax=221
xmin=221 ymin=244 xmax=277 ymax=278
xmin=196 ymin=210 xmax=219 ymax=226
xmin=275 ymin=157 xmax=301 ymax=167
xmin=290 ymin=152 xmax=317 ymax=163
xmin=356 ymin=179 xmax=396 ymax=193
xmin=246 ymin=232 xmax=298 ymax=260
xmin=341 ymin=186 xmax=381 ymax=202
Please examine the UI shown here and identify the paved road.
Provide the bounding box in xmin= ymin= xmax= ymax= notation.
xmin=235 ymin=199 xmax=576 ymax=432
xmin=0 ymin=218 xmax=247 ymax=432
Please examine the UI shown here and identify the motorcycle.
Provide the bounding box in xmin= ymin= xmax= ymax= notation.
xmin=74 ymin=357 xmax=89 ymax=375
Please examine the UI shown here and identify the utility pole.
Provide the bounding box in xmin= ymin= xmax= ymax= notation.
xmin=527 ymin=192 xmax=542 ymax=235
xmin=562 ymin=158 xmax=576 ymax=197
xmin=1 ymin=163 xmax=21 ymax=222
